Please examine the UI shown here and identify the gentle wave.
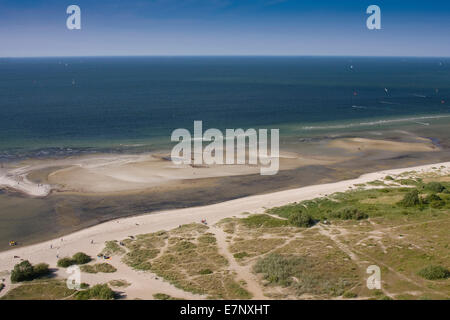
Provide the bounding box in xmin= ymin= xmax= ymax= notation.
xmin=301 ymin=115 xmax=450 ymax=130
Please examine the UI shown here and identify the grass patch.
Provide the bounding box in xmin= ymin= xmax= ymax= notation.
xmin=74 ymin=284 xmax=115 ymax=300
xmin=153 ymin=293 xmax=184 ymax=300
xmin=417 ymin=265 xmax=450 ymax=280
xmin=109 ymin=280 xmax=131 ymax=288
xmin=80 ymin=263 xmax=117 ymax=274
xmin=1 ymin=280 xmax=75 ymax=300
xmin=240 ymin=214 xmax=289 ymax=228
xmin=253 ymin=253 xmax=356 ymax=297
xmin=102 ymin=240 xmax=126 ymax=256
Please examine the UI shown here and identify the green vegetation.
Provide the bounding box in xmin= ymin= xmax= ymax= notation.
xmin=101 ymin=240 xmax=126 ymax=256
xmin=288 ymin=211 xmax=315 ymax=227
xmin=57 ymin=252 xmax=91 ymax=268
xmin=121 ymin=231 xmax=168 ymax=271
xmin=240 ymin=214 xmax=289 ymax=228
xmin=398 ymin=189 xmax=421 ymax=207
xmin=74 ymin=284 xmax=115 ymax=300
xmin=268 ymin=180 xmax=450 ymax=223
xmin=10 ymin=261 xmax=50 ymax=283
xmin=343 ymin=291 xmax=358 ymax=298
xmin=80 ymin=263 xmax=117 ymax=274
xmin=56 ymin=257 xmax=74 ymax=268
xmin=417 ymin=265 xmax=450 ymax=280
xmin=233 ymin=252 xmax=249 ymax=259
xmin=109 ymin=280 xmax=130 ymax=288
xmin=80 ymin=283 xmax=90 ymax=289
xmin=122 ymin=223 xmax=251 ymax=299
xmin=330 ymin=207 xmax=368 ymax=220
xmin=72 ymin=252 xmax=92 ymax=264
xmin=253 ymin=253 xmax=355 ymax=296
xmin=1 ymin=280 xmax=75 ymax=300
xmin=153 ymin=293 xmax=184 ymax=300
xmin=423 ymin=182 xmax=446 ymax=193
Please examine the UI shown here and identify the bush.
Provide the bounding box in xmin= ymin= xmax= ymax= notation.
xmin=80 ymin=283 xmax=90 ymax=289
xmin=57 ymin=257 xmax=75 ymax=268
xmin=288 ymin=211 xmax=314 ymax=228
xmin=343 ymin=291 xmax=357 ymax=298
xmin=424 ymin=182 xmax=446 ymax=193
xmin=72 ymin=252 xmax=91 ymax=265
xmin=57 ymin=252 xmax=91 ymax=268
xmin=331 ymin=207 xmax=368 ymax=220
xmin=417 ymin=265 xmax=450 ymax=280
xmin=75 ymin=284 xmax=115 ymax=300
xmin=399 ymin=189 xmax=421 ymax=207
xmin=425 ymin=194 xmax=446 ymax=208
xmin=10 ymin=261 xmax=34 ymax=283
xmin=33 ymin=263 xmax=50 ymax=277
xmin=10 ymin=260 xmax=50 ymax=283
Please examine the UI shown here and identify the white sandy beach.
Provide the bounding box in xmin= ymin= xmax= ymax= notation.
xmin=0 ymin=161 xmax=448 ymax=300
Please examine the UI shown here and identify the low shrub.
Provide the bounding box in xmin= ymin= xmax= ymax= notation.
xmin=417 ymin=265 xmax=450 ymax=280
xmin=330 ymin=207 xmax=368 ymax=220
xmin=72 ymin=252 xmax=91 ymax=265
xmin=75 ymin=284 xmax=115 ymax=300
xmin=57 ymin=257 xmax=75 ymax=268
xmin=288 ymin=211 xmax=314 ymax=228
xmin=398 ymin=189 xmax=421 ymax=207
xmin=424 ymin=182 xmax=446 ymax=193
xmin=57 ymin=252 xmax=91 ymax=268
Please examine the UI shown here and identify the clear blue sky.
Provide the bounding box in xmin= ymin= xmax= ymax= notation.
xmin=0 ymin=0 xmax=449 ymax=57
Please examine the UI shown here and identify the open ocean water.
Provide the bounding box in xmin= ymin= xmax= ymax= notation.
xmin=0 ymin=56 xmax=449 ymax=161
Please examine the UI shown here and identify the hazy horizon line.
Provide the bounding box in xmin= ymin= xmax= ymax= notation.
xmin=1 ymin=54 xmax=449 ymax=59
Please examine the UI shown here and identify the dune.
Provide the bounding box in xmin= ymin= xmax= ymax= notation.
xmin=0 ymin=161 xmax=448 ymax=300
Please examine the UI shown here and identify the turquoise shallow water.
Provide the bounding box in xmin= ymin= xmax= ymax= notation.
xmin=0 ymin=56 xmax=449 ymax=160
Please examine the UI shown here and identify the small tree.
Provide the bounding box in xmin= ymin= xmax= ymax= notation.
xmin=10 ymin=260 xmax=35 ymax=283
xmin=399 ymin=189 xmax=420 ymax=207
xmin=288 ymin=211 xmax=314 ymax=228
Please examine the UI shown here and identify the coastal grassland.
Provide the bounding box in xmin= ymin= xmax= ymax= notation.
xmin=1 ymin=279 xmax=117 ymax=300
xmin=121 ymin=231 xmax=168 ymax=270
xmin=218 ymin=174 xmax=450 ymax=299
xmin=113 ymin=223 xmax=251 ymax=299
xmin=0 ymin=279 xmax=76 ymax=300
xmin=220 ymin=215 xmax=359 ymax=298
xmin=80 ymin=263 xmax=117 ymax=274
xmin=96 ymin=172 xmax=449 ymax=300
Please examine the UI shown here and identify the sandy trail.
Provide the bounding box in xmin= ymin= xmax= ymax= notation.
xmin=210 ymin=226 xmax=266 ymax=299
xmin=0 ymin=161 xmax=448 ymax=299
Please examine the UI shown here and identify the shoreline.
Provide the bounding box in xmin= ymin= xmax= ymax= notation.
xmin=0 ymin=161 xmax=449 ymax=299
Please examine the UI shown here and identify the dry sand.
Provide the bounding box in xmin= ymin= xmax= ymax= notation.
xmin=0 ymin=161 xmax=448 ymax=300
xmin=0 ymin=151 xmax=340 ymax=195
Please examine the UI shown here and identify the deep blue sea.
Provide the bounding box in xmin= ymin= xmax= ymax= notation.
xmin=0 ymin=56 xmax=449 ymax=160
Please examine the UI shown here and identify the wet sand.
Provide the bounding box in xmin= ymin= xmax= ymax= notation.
xmin=0 ymin=130 xmax=449 ymax=251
